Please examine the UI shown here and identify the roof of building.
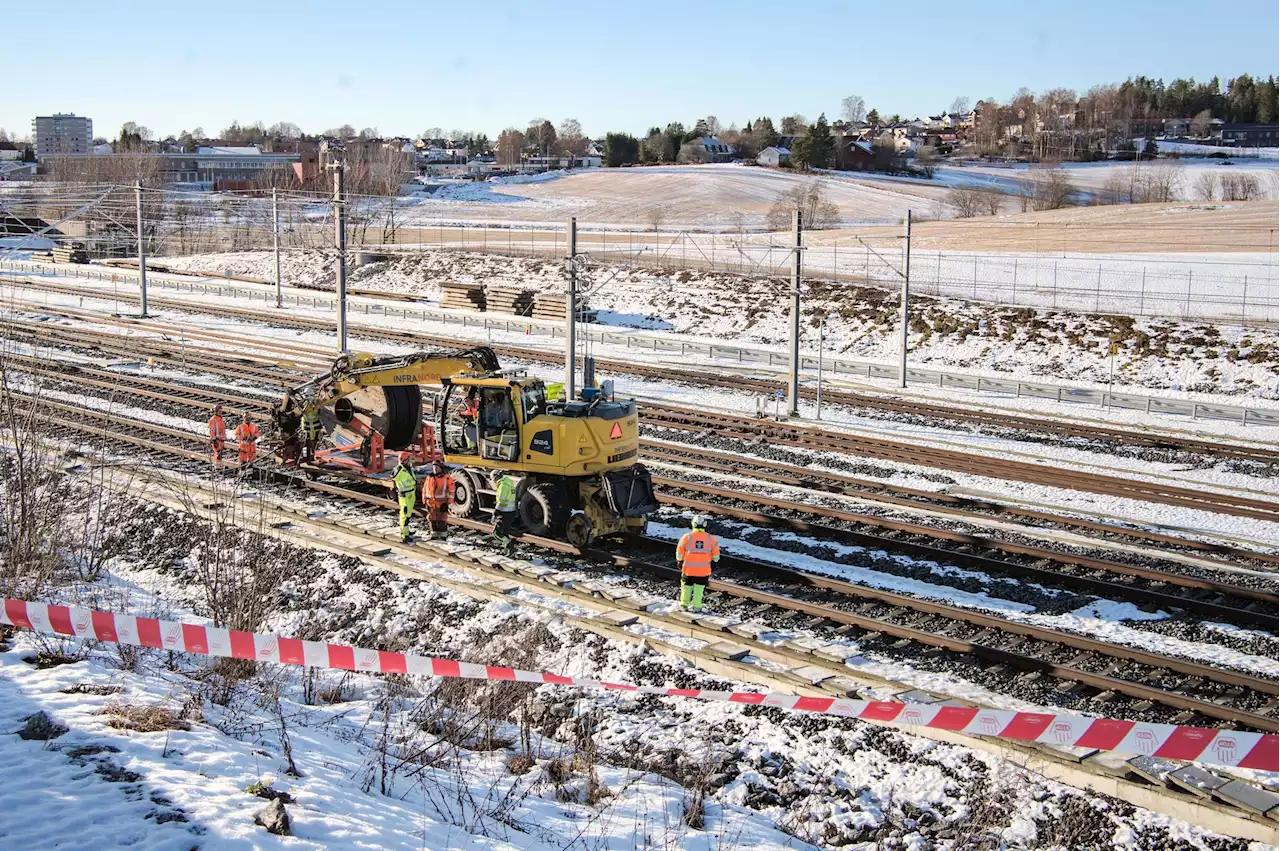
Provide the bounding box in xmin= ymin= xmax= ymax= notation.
xmin=195 ymin=146 xmax=264 ymax=156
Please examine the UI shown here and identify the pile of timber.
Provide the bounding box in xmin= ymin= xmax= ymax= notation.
xmin=440 ymin=282 xmax=486 ymax=311
xmin=36 ymin=244 xmax=90 ymax=264
xmin=485 ymin=285 xmax=535 ymax=316
xmin=531 ymin=289 xmax=596 ymax=323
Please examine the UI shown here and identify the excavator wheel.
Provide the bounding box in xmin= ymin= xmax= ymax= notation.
xmin=380 ymin=385 xmax=422 ymax=450
xmin=448 ymin=469 xmax=482 ymax=518
xmin=519 ymin=483 xmax=570 ymax=538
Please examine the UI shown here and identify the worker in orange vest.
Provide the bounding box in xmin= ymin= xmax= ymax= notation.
xmin=675 ymin=514 xmax=720 ymax=612
xmin=422 ymin=461 xmax=452 ymax=539
xmin=234 ymin=412 xmax=261 ymax=468
xmin=207 ymin=405 xmax=227 ymax=465
xmin=460 ymin=392 xmax=479 ymax=450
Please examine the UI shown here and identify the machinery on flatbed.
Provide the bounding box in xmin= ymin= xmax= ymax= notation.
xmin=277 ymin=345 xmax=657 ymax=546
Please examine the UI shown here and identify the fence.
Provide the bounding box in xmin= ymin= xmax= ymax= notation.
xmin=3 ymin=259 xmax=1274 ymax=427
xmin=2 ymin=184 xmax=1276 ymax=326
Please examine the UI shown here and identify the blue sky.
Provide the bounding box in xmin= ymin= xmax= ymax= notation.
xmin=5 ymin=0 xmax=1277 ymax=142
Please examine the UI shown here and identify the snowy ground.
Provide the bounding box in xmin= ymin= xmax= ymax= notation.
xmin=145 ymin=249 xmax=1280 ymax=402
xmin=6 ymin=467 xmax=1267 ymax=851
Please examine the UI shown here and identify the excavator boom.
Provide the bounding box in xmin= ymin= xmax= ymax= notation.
xmin=284 ymin=345 xmax=501 ymax=413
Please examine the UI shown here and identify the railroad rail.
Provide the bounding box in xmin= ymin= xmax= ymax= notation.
xmin=16 ymin=343 xmax=1278 ymax=632
xmin=10 ymin=258 xmax=1275 ymax=429
xmin=8 ymin=388 xmax=1278 ymax=736
xmin=4 ymin=288 xmax=1277 ymax=524
xmin=3 ymin=273 xmax=1274 ymax=464
xmin=10 ymin=312 xmax=1280 ymax=616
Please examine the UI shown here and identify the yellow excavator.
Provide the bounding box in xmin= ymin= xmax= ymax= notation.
xmin=278 ymin=345 xmax=657 ymax=546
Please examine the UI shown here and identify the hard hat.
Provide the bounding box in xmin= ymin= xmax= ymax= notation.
xmin=430 ymin=461 xmax=443 ymax=474
xmin=691 ymin=514 xmax=708 ymax=530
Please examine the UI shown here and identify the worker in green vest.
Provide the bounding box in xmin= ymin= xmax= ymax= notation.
xmin=301 ymin=408 xmax=323 ymax=462
xmin=490 ymin=469 xmax=518 ymax=553
xmin=393 ymin=459 xmax=418 ymax=542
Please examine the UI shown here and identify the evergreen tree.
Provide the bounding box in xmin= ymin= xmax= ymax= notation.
xmin=790 ymin=135 xmax=812 ymax=171
xmin=866 ymin=109 xmax=880 ymax=127
xmin=808 ymin=113 xmax=835 ymax=169
xmin=604 ymin=132 xmax=640 ymax=167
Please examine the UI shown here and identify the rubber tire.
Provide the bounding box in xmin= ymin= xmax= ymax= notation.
xmin=566 ymin=514 xmax=593 ymax=549
xmin=448 ymin=469 xmax=481 ymax=518
xmin=381 ymin=385 xmax=422 ymax=450
xmin=519 ymin=483 xmax=569 ymax=537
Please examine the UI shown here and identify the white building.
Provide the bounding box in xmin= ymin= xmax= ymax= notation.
xmin=757 ymin=146 xmax=790 ymax=167
xmin=33 ymin=113 xmax=93 ymax=156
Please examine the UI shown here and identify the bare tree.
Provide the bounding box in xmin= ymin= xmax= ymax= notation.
xmin=1220 ymin=172 xmax=1261 ymax=201
xmin=496 ymin=128 xmax=525 ymax=169
xmin=983 ymin=190 xmax=1003 ymax=216
xmin=948 ymin=187 xmax=983 ymax=218
xmin=766 ymin=181 xmax=839 ymax=230
xmin=1193 ymin=171 xmax=1217 ymax=201
xmin=1029 ymin=165 xmax=1075 ymax=211
xmin=841 ymin=95 xmax=866 ymax=125
xmin=1190 ymin=109 xmax=1213 ymax=139
xmin=557 ymin=118 xmax=586 ymax=155
xmin=948 ymin=96 xmax=971 ymax=115
xmin=780 ymin=115 xmax=808 ymax=135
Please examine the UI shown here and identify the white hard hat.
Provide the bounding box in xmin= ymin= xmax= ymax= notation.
xmin=691 ymin=514 xmax=708 ymax=529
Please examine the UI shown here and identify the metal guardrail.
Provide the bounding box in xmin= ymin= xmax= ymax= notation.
xmin=3 ymin=259 xmax=1275 ymax=428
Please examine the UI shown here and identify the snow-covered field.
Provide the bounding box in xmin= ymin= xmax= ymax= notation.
xmin=148 ymin=249 xmax=1280 ymax=401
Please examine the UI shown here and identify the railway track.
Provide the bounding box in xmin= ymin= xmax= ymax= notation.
xmin=11 ymin=320 xmax=1278 ymax=608
xmin=6 ymin=290 xmax=1277 ymax=525
xmin=18 ymin=346 xmax=1278 ymax=623
xmin=640 ymin=405 xmax=1279 ymax=522
xmin=639 ymin=438 xmax=1279 ymax=567
xmin=4 ymin=273 xmax=1275 ymax=465
xmin=9 ymin=389 xmax=1278 ymax=736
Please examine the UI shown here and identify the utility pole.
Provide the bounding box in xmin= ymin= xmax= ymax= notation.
xmin=135 ymin=180 xmax=148 ymax=317
xmin=272 ymin=187 xmax=282 ymax=308
xmin=329 ymin=150 xmax=348 ymax=352
xmin=786 ymin=209 xmax=802 ymax=416
xmin=565 ymin=216 xmax=578 ymax=401
xmin=898 ymin=209 xmax=912 ymax=388
xmin=816 ymin=313 xmax=825 ymax=421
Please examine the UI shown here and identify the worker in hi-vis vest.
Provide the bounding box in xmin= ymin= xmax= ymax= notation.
xmin=490 ymin=470 xmax=518 ymax=553
xmin=675 ymin=514 xmax=720 ymax=612
xmin=393 ymin=459 xmax=418 ymax=542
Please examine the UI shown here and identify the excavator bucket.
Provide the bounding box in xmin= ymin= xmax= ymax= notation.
xmin=600 ymin=464 xmax=658 ymax=518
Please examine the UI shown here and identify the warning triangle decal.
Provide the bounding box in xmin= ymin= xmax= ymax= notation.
xmin=609 ymin=422 xmax=623 ymax=440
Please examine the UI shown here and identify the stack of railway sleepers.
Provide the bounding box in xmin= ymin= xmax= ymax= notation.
xmin=51 ymin=245 xmax=90 ymax=264
xmin=531 ymin=289 xmax=596 ymax=322
xmin=440 ymin=282 xmax=486 ymax=312
xmin=484 ymin=285 xmax=534 ymax=316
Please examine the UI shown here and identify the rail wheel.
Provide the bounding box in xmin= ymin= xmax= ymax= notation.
xmin=565 ymin=513 xmax=594 ymax=549
xmin=449 ymin=469 xmax=481 ymax=518
xmin=519 ymin=483 xmax=569 ymax=537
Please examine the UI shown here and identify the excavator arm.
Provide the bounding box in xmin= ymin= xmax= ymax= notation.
xmin=282 ymin=346 xmax=501 ymax=414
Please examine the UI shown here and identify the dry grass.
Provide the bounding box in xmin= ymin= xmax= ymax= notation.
xmin=102 ymin=702 xmax=191 ymax=733
xmin=809 ymin=200 xmax=1278 ymax=254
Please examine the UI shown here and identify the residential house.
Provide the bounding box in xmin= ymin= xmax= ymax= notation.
xmin=525 ymin=154 xmax=602 ymax=170
xmin=836 ymin=140 xmax=876 ymax=171
xmin=678 ymin=136 xmax=736 ymax=163
xmin=757 ymin=146 xmax=790 ymax=167
xmin=1217 ymin=123 xmax=1279 ymax=146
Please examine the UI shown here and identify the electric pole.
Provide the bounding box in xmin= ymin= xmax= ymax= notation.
xmin=272 ymin=187 xmax=282 ymax=309
xmin=328 ymin=149 xmax=348 ymax=353
xmin=786 ymin=208 xmax=802 ymax=416
xmin=565 ymin=216 xmax=578 ymax=401
xmin=135 ymin=180 xmax=148 ymax=317
xmin=898 ymin=209 xmax=912 ymax=388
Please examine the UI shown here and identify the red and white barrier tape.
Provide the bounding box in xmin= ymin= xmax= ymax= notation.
xmin=3 ymin=598 xmax=1275 ymax=772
